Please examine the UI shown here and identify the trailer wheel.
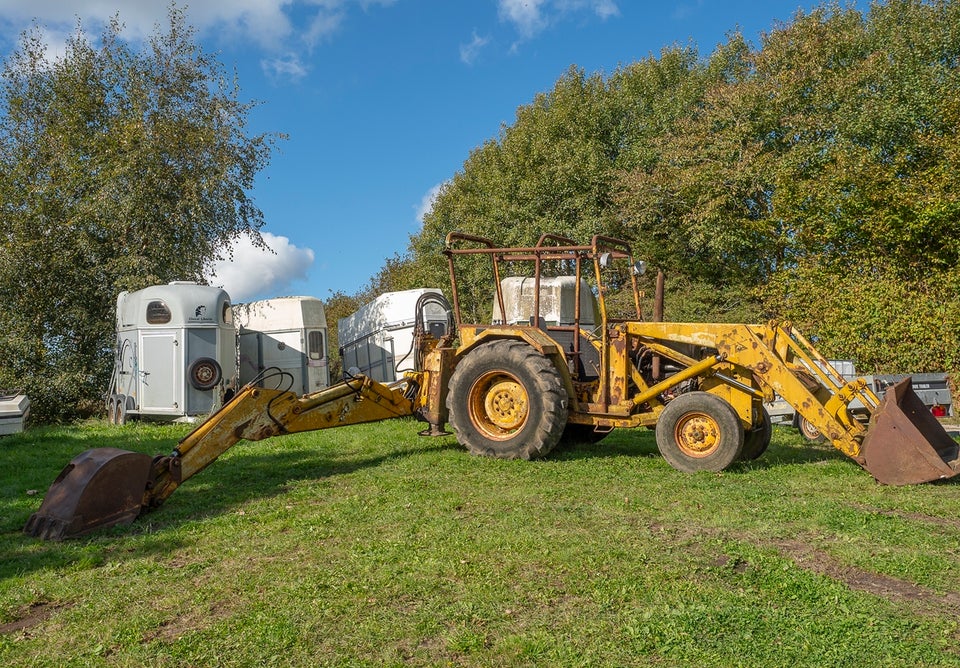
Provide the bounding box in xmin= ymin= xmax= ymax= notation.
xmin=741 ymin=405 xmax=772 ymax=460
xmin=447 ymin=340 xmax=567 ymax=459
xmin=794 ymin=414 xmax=825 ymax=443
xmin=107 ymin=396 xmax=118 ymax=424
xmin=188 ymin=357 xmax=222 ymax=391
xmin=656 ymin=392 xmax=744 ymax=473
xmin=115 ymin=395 xmax=128 ymax=426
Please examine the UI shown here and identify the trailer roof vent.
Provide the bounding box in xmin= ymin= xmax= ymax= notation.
xmin=145 ymin=300 xmax=172 ymax=324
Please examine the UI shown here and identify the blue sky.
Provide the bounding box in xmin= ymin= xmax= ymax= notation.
xmin=0 ymin=1 xmax=861 ymax=303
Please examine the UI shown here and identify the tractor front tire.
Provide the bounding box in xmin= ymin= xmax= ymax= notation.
xmin=655 ymin=392 xmax=744 ymax=473
xmin=447 ymin=340 xmax=568 ymax=460
xmin=741 ymin=405 xmax=772 ymax=460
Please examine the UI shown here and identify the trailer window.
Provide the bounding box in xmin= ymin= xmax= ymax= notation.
xmin=222 ymin=302 xmax=233 ymax=325
xmin=145 ymin=301 xmax=171 ymax=324
xmin=308 ymin=330 xmax=325 ymax=360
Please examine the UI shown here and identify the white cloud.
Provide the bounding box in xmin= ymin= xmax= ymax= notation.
xmin=497 ymin=0 xmax=620 ymax=38
xmin=459 ymin=31 xmax=490 ymax=65
xmin=415 ymin=182 xmax=446 ymax=226
xmin=498 ymin=0 xmax=548 ymax=38
xmin=557 ymin=0 xmax=620 ymax=20
xmin=303 ymin=6 xmax=347 ymax=48
xmin=262 ymin=53 xmax=310 ymax=83
xmin=590 ymin=0 xmax=620 ymax=20
xmin=0 ymin=1 xmax=385 ymax=77
xmin=206 ymin=231 xmax=315 ymax=302
xmin=0 ymin=1 xmax=286 ymax=44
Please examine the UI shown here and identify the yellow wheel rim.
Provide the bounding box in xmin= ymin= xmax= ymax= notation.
xmin=469 ymin=372 xmax=529 ymax=439
xmin=674 ymin=411 xmax=721 ymax=458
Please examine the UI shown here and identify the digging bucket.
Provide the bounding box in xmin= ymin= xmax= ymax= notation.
xmin=23 ymin=448 xmax=154 ymax=540
xmin=860 ymin=378 xmax=960 ymax=485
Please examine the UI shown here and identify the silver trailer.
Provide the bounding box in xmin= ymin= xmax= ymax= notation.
xmin=872 ymin=372 xmax=953 ymax=418
xmin=338 ymin=289 xmax=451 ymax=383
xmin=107 ymin=282 xmax=238 ymax=423
xmin=234 ymin=297 xmax=330 ymax=394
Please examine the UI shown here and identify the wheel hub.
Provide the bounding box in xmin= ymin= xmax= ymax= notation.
xmin=674 ymin=412 xmax=720 ymax=457
xmin=194 ymin=364 xmax=216 ymax=384
xmin=483 ymin=379 xmax=528 ymax=430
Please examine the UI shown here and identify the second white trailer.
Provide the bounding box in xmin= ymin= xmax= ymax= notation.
xmin=234 ymin=297 xmax=330 ymax=395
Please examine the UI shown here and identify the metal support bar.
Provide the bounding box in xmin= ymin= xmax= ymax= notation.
xmin=631 ymin=354 xmax=723 ymax=407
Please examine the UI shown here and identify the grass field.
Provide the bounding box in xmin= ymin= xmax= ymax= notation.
xmin=3 ymin=418 xmax=960 ymax=666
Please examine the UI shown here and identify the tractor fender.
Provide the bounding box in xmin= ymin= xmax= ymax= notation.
xmin=454 ymin=327 xmax=578 ymax=408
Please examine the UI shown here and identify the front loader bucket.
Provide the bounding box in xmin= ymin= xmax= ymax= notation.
xmin=23 ymin=448 xmax=154 ymax=540
xmin=860 ymin=379 xmax=960 ymax=485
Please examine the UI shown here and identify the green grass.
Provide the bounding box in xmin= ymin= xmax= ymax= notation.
xmin=3 ymin=419 xmax=960 ymax=666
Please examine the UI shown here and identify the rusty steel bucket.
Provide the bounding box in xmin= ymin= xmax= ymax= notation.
xmin=860 ymin=379 xmax=960 ymax=485
xmin=23 ymin=448 xmax=154 ymax=540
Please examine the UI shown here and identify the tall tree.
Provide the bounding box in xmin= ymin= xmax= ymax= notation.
xmin=754 ymin=0 xmax=960 ymax=370
xmin=361 ymin=0 xmax=960 ymax=376
xmin=0 ymin=8 xmax=280 ymax=421
xmin=408 ymin=55 xmax=706 ymax=322
xmin=614 ymin=38 xmax=773 ymax=322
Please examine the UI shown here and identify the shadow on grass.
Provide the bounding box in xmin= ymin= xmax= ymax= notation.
xmin=1 ymin=424 xmax=460 ymax=581
xmin=550 ymin=424 xmax=891 ymax=480
xmin=5 ymin=419 xmax=955 ymax=581
xmin=553 ymin=426 xmax=847 ymax=464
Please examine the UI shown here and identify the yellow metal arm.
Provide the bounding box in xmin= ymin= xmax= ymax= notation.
xmin=144 ymin=376 xmax=417 ymax=508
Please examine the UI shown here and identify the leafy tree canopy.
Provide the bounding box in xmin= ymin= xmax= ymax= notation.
xmin=367 ymin=0 xmax=960 ymax=375
xmin=0 ymin=7 xmax=280 ymax=421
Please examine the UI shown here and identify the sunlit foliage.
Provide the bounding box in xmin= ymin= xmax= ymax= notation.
xmin=0 ymin=8 xmax=280 ymax=420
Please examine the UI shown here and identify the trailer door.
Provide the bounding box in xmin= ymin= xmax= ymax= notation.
xmin=259 ymin=330 xmax=307 ymax=394
xmin=305 ymin=328 xmax=330 ymax=391
xmin=138 ymin=330 xmax=182 ymax=412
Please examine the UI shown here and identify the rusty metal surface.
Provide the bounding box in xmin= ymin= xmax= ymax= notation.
xmin=23 ymin=447 xmax=153 ymax=540
xmin=860 ymin=379 xmax=960 ymax=485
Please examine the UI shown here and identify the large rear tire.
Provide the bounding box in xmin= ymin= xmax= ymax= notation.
xmin=655 ymin=392 xmax=744 ymax=473
xmin=446 ymin=340 xmax=568 ymax=459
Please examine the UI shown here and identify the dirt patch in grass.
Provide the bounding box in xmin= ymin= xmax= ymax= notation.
xmin=141 ymin=599 xmax=235 ymax=644
xmin=774 ymin=538 xmax=960 ymax=616
xmin=0 ymin=601 xmax=71 ymax=636
xmin=848 ymin=503 xmax=960 ymax=530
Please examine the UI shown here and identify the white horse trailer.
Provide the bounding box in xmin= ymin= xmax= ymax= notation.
xmin=234 ymin=297 xmax=330 ymax=394
xmin=0 ymin=392 xmax=30 ymax=436
xmin=107 ymin=283 xmax=238 ymax=423
xmin=338 ymin=289 xmax=451 ymax=383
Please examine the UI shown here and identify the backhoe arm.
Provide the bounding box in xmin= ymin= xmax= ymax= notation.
xmin=146 ymin=375 xmax=419 ymax=508
xmin=25 ymin=375 xmax=419 ymax=540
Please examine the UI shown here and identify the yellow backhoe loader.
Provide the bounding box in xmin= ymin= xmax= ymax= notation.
xmin=24 ymin=233 xmax=960 ymax=540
